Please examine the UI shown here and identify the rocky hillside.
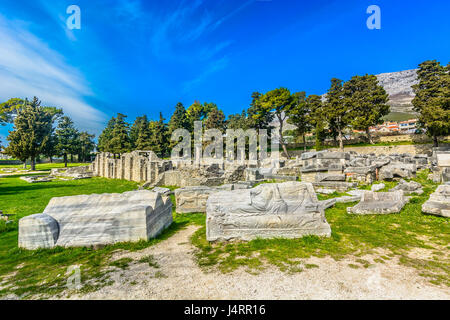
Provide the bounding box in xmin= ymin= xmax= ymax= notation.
xmin=273 ymin=69 xmax=419 ymax=132
xmin=376 ymin=69 xmax=418 ymax=114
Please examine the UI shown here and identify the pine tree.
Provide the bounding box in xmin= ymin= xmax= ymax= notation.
xmin=135 ymin=116 xmax=153 ymax=150
xmin=98 ymin=116 xmax=116 ymax=152
xmin=149 ymin=113 xmax=169 ymax=157
xmin=55 ymin=116 xmax=79 ymax=167
xmin=247 ymin=92 xmax=274 ymax=132
xmin=5 ymin=97 xmax=53 ymax=170
xmin=0 ymin=98 xmax=24 ymax=125
xmin=323 ymin=78 xmax=350 ymax=151
xmin=109 ymin=113 xmax=131 ymax=156
xmin=344 ymin=75 xmax=389 ymax=144
xmin=130 ymin=115 xmax=150 ymax=149
xmin=205 ymin=107 xmax=226 ymax=131
xmin=41 ymin=133 xmax=57 ymax=163
xmin=77 ymin=132 xmax=96 ymax=162
xmin=412 ymin=60 xmax=450 ymax=146
xmin=186 ymin=101 xmax=205 ymax=130
xmin=258 ymin=88 xmax=297 ymax=157
xmin=168 ymin=103 xmax=190 ymax=133
xmin=287 ymin=91 xmax=311 ymax=150
xmin=227 ymin=110 xmax=249 ymax=130
xmin=306 ymin=95 xmax=326 ymax=151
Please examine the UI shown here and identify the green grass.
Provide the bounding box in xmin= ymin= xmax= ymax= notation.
xmin=0 ymin=162 xmax=87 ymax=172
xmin=383 ymin=112 xmax=417 ymax=122
xmin=190 ymin=170 xmax=450 ymax=286
xmin=0 ymin=172 xmax=203 ymax=299
xmin=1 ymin=165 xmax=449 ymax=298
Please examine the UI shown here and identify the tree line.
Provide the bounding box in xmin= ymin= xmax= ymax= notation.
xmin=96 ymin=60 xmax=449 ymax=159
xmin=0 ymin=97 xmax=96 ymax=170
xmin=1 ymin=60 xmax=447 ymax=164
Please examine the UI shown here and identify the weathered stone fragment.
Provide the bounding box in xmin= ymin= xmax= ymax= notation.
xmin=175 ymin=186 xmax=216 ymax=213
xmin=390 ymin=179 xmax=423 ymax=195
xmin=18 ymin=190 xmax=173 ymax=249
xmin=422 ymin=185 xmax=450 ymax=217
xmin=206 ymin=182 xmax=331 ymax=241
xmin=315 ymin=173 xmax=346 ymax=182
xmin=18 ymin=214 xmax=59 ymax=249
xmin=152 ymin=187 xmax=172 ymax=196
xmin=371 ymin=183 xmax=385 ymax=192
xmin=347 ymin=191 xmax=407 ymax=215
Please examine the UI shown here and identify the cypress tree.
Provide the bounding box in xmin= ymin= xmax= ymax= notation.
xmin=55 ymin=116 xmax=79 ymax=167
xmin=98 ymin=116 xmax=116 ymax=153
xmin=109 ymin=113 xmax=131 ymax=156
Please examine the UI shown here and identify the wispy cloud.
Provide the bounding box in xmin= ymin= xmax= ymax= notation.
xmin=0 ymin=15 xmax=106 ymax=134
xmin=182 ymin=56 xmax=229 ymax=93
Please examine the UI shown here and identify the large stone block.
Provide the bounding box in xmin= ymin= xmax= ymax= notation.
xmin=206 ymin=182 xmax=331 ymax=241
xmin=175 ymin=186 xmax=216 ymax=213
xmin=18 ymin=214 xmax=59 ymax=249
xmin=18 ymin=190 xmax=173 ymax=249
xmin=422 ymin=185 xmax=450 ymax=217
xmin=347 ymin=191 xmax=407 ymax=215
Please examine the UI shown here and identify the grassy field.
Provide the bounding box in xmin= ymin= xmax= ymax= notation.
xmin=0 ymin=173 xmax=204 ymax=298
xmin=0 ymin=162 xmax=88 ymax=172
xmin=0 ymin=167 xmax=448 ymax=299
xmin=190 ymin=171 xmax=450 ymax=286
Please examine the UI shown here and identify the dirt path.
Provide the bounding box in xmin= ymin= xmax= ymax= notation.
xmin=67 ymin=225 xmax=449 ymax=300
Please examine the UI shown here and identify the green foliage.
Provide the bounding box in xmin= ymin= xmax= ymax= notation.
xmin=191 ymin=171 xmax=449 ymax=285
xmin=258 ymin=88 xmax=299 ymax=156
xmin=0 ymin=172 xmax=205 ymax=298
xmin=5 ymin=97 xmax=54 ymax=167
xmin=0 ymin=98 xmax=25 ymax=124
xmin=412 ymin=60 xmax=450 ymax=145
xmin=247 ymin=92 xmax=274 ymax=131
xmin=148 ymin=113 xmax=169 ymax=157
xmin=205 ymin=107 xmax=226 ymax=132
xmin=108 ymin=113 xmax=131 ymax=155
xmin=344 ymin=74 xmax=390 ymax=143
xmin=168 ymin=102 xmax=190 ymax=134
xmin=130 ymin=115 xmax=149 ymax=149
xmin=227 ymin=110 xmax=249 ymax=130
xmin=97 ymin=116 xmax=116 ymax=152
xmin=287 ymin=91 xmax=311 ymax=149
xmin=77 ymin=132 xmax=96 ymax=162
xmin=323 ymin=78 xmax=350 ymax=150
xmin=55 ymin=116 xmax=79 ymax=166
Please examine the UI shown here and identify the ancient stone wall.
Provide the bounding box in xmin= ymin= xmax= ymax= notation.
xmin=91 ymin=151 xmax=173 ymax=183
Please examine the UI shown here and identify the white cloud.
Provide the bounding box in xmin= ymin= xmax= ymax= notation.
xmin=0 ymin=15 xmax=106 ymax=135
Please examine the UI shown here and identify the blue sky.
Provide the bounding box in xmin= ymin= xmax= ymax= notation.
xmin=0 ymin=0 xmax=449 ymax=141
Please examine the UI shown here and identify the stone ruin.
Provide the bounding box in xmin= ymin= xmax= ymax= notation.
xmin=17 ymin=146 xmax=450 ymax=249
xmin=347 ymin=190 xmax=408 ymax=215
xmin=18 ymin=190 xmax=173 ymax=249
xmin=206 ymin=182 xmax=331 ymax=241
xmin=90 ymin=151 xmax=172 ymax=185
xmin=422 ymin=185 xmax=450 ymax=217
xmin=50 ymin=166 xmax=93 ymax=180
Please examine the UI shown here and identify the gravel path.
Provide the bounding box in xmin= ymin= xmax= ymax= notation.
xmin=67 ymin=225 xmax=449 ymax=300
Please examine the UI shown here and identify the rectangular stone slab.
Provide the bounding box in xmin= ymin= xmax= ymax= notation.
xmin=347 ymin=191 xmax=407 ymax=215
xmin=422 ymin=185 xmax=450 ymax=217
xmin=206 ymin=182 xmax=331 ymax=241
xmin=18 ymin=190 xmax=173 ymax=249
